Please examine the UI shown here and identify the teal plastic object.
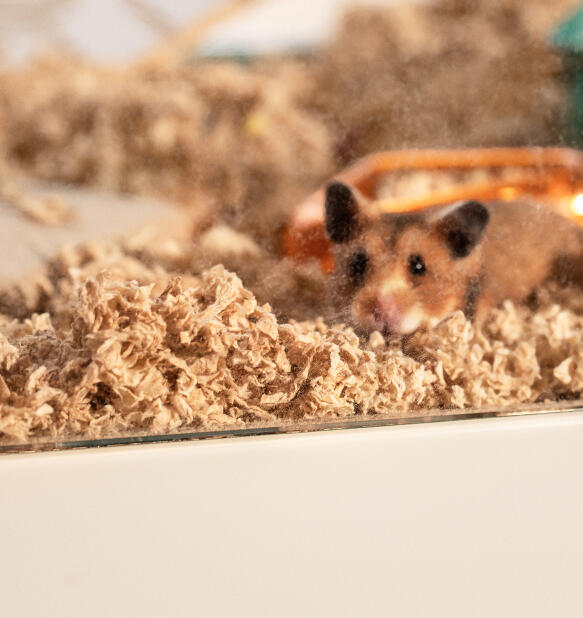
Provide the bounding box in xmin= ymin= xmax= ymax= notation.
xmin=552 ymin=5 xmax=583 ymax=145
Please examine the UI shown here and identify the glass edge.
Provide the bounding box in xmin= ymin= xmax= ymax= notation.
xmin=1 ymin=400 xmax=583 ymax=455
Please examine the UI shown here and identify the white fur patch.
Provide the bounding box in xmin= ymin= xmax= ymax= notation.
xmin=400 ymin=306 xmax=426 ymax=334
xmin=380 ymin=275 xmax=409 ymax=296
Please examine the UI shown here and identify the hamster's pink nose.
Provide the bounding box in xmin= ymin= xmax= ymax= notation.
xmin=373 ymin=295 xmax=402 ymax=332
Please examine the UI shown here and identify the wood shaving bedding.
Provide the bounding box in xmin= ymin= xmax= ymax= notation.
xmin=311 ymin=0 xmax=579 ymax=161
xmin=0 ymin=57 xmax=333 ymax=245
xmin=1 ymin=248 xmax=583 ymax=444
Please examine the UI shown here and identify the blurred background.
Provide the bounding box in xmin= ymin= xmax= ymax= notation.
xmin=1 ymin=0 xmax=583 ymax=307
xmin=0 ymin=0 xmax=582 ymax=277
xmin=0 ymin=0 xmax=400 ymax=62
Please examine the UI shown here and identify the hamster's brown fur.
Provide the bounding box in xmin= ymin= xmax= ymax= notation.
xmin=325 ymin=181 xmax=583 ymax=337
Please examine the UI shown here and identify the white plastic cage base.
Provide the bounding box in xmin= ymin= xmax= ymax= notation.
xmin=2 ymin=411 xmax=583 ymax=618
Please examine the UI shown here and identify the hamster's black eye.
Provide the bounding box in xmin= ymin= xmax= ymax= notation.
xmin=349 ymin=249 xmax=368 ymax=279
xmin=408 ymin=254 xmax=426 ymax=276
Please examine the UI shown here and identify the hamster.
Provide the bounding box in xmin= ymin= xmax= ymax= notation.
xmin=324 ymin=180 xmax=583 ymax=337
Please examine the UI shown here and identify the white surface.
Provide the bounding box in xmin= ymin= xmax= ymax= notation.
xmin=0 ymin=182 xmax=186 ymax=282
xmin=2 ymin=411 xmax=583 ymax=617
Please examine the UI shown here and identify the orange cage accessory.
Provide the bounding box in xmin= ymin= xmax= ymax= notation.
xmin=282 ymin=147 xmax=583 ymax=274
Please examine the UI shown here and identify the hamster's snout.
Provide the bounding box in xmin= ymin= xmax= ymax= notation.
xmin=372 ymin=295 xmax=402 ymax=334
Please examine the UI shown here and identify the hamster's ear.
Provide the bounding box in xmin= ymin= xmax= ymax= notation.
xmin=325 ymin=181 xmax=364 ymax=244
xmin=437 ymin=200 xmax=490 ymax=259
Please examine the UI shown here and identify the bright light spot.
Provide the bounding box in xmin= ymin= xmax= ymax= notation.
xmin=571 ymin=193 xmax=583 ymax=216
xmin=499 ymin=187 xmax=518 ymax=200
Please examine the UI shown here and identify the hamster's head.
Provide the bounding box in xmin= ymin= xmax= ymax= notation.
xmin=325 ymin=181 xmax=490 ymax=337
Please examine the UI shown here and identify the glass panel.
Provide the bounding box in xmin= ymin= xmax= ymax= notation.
xmin=2 ymin=0 xmax=583 ymax=452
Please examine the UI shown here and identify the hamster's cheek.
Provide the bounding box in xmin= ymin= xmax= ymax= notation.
xmin=399 ymin=306 xmax=426 ymax=334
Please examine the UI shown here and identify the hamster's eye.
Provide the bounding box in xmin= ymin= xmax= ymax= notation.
xmin=408 ymin=254 xmax=426 ymax=276
xmin=348 ymin=249 xmax=368 ymax=279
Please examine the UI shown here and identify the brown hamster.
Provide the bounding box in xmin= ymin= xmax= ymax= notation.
xmin=325 ymin=181 xmax=583 ymax=337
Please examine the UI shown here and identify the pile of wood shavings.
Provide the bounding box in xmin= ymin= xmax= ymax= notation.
xmin=312 ymin=0 xmax=579 ymax=160
xmin=2 ymin=250 xmax=583 ymax=443
xmin=0 ymin=57 xmax=333 ymax=245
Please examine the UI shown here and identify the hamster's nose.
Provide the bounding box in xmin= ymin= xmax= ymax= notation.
xmin=373 ymin=295 xmax=402 ymax=332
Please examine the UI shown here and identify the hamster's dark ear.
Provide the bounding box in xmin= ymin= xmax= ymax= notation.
xmin=325 ymin=181 xmax=363 ymax=244
xmin=437 ymin=200 xmax=490 ymax=259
